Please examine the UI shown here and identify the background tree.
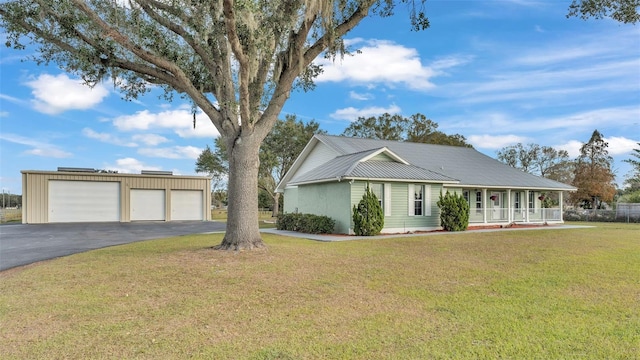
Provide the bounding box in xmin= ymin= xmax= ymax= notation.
xmin=568 ymin=0 xmax=640 ymax=23
xmin=342 ymin=113 xmax=472 ymax=147
xmin=570 ymin=130 xmax=616 ymax=209
xmin=199 ymin=115 xmax=323 ymax=216
xmin=497 ymin=143 xmax=571 ymax=179
xmin=1 ymin=0 xmax=430 ymax=250
xmin=622 ymin=142 xmax=640 ymax=192
xmin=260 ymin=115 xmax=325 ymax=216
xmin=195 ymin=145 xmax=227 ymax=208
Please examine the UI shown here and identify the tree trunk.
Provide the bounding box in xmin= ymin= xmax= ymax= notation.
xmin=215 ymin=135 xmax=265 ymax=250
xmin=271 ymin=192 xmax=280 ymax=218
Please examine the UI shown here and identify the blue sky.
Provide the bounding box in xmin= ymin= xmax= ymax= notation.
xmin=1 ymin=0 xmax=639 ymax=195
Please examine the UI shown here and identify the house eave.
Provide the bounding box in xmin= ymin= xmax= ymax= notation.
xmin=288 ymin=176 xmax=460 ymax=187
xmin=444 ymin=184 xmax=577 ymax=191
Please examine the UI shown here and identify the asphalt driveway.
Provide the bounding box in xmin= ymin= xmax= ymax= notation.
xmin=0 ymin=221 xmax=226 ymax=271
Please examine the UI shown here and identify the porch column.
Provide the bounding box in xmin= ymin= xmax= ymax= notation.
xmin=525 ymin=190 xmax=530 ymax=223
xmin=482 ymin=188 xmax=488 ymax=223
xmin=559 ymin=191 xmax=564 ymax=222
xmin=507 ymin=189 xmax=512 ymax=223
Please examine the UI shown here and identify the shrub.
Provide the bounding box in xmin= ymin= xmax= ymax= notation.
xmin=352 ymin=184 xmax=384 ymax=236
xmin=437 ymin=191 xmax=470 ymax=231
xmin=276 ymin=213 xmax=335 ymax=234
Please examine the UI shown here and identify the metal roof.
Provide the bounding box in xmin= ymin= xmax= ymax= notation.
xmin=286 ymin=135 xmax=576 ymax=190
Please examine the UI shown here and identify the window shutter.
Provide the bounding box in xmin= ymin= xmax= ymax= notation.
xmin=408 ymin=184 xmax=414 ymax=216
xmin=384 ymin=183 xmax=392 ymax=216
xmin=425 ymin=185 xmax=431 ymax=216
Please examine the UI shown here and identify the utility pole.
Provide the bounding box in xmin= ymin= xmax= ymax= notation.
xmin=2 ymin=188 xmax=5 ymax=208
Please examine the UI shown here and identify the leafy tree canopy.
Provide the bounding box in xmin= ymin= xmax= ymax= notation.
xmin=568 ymin=0 xmax=640 ymax=23
xmin=623 ymin=142 xmax=640 ymax=191
xmin=571 ymin=130 xmax=616 ymax=208
xmin=496 ymin=143 xmax=571 ymax=180
xmin=342 ymin=113 xmax=472 ymax=147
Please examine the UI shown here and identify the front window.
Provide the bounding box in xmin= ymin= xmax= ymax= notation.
xmin=463 ymin=190 xmax=470 ymax=203
xmin=414 ymin=185 xmax=424 ymax=216
xmin=370 ymin=183 xmax=383 ymax=209
xmin=514 ymin=192 xmax=521 ymax=209
xmin=529 ymin=192 xmax=535 ymax=213
xmin=475 ymin=191 xmax=482 ymax=214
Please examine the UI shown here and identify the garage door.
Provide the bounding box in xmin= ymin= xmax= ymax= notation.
xmin=49 ymin=181 xmax=120 ymax=222
xmin=131 ymin=189 xmax=165 ymax=221
xmin=171 ymin=190 xmax=203 ymax=220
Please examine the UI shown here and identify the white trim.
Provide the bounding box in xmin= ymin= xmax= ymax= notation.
xmin=408 ymin=184 xmax=415 ymax=216
xmin=384 ymin=183 xmax=392 ymax=216
xmin=425 ymin=185 xmax=431 ymax=216
xmin=359 ymin=147 xmax=410 ymax=165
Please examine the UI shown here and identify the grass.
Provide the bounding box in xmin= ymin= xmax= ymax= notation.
xmin=0 ymin=208 xmax=21 ymax=223
xmin=211 ymin=209 xmax=277 ymax=228
xmin=1 ymin=223 xmax=638 ymax=359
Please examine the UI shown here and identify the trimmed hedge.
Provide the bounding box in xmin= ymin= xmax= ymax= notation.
xmin=352 ymin=184 xmax=384 ymax=236
xmin=437 ymin=191 xmax=470 ymax=231
xmin=276 ymin=213 xmax=336 ymax=234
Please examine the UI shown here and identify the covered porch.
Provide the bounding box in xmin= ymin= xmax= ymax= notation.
xmin=462 ymin=188 xmax=565 ymax=226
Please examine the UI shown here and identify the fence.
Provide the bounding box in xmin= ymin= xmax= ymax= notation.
xmin=564 ymin=205 xmax=640 ymax=223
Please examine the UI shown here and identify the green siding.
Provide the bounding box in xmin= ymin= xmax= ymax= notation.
xmin=350 ymin=181 xmax=442 ymax=232
xmin=296 ymin=182 xmax=352 ymax=234
xmin=283 ymin=187 xmax=298 ymax=213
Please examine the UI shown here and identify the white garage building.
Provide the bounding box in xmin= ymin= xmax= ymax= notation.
xmin=21 ymin=168 xmax=211 ymax=224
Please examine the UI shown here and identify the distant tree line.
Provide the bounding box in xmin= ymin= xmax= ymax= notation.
xmin=497 ymin=130 xmax=640 ymax=209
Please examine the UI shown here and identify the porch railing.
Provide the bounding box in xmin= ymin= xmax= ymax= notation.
xmin=469 ymin=207 xmax=563 ymax=223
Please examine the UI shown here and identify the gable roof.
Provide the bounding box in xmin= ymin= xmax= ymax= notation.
xmin=277 ymin=135 xmax=576 ymax=192
xmin=288 ymin=147 xmax=458 ymax=186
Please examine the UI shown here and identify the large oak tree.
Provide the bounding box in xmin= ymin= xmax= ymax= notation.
xmin=1 ymin=0 xmax=430 ymax=250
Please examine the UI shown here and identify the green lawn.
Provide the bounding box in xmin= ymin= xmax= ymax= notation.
xmin=1 ymin=223 xmax=638 ymax=359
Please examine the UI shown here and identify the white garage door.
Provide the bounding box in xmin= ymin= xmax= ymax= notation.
xmin=49 ymin=181 xmax=120 ymax=222
xmin=171 ymin=190 xmax=203 ymax=220
xmin=131 ymin=189 xmax=165 ymax=221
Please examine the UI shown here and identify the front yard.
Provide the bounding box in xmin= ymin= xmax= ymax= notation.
xmin=1 ymin=223 xmax=638 ymax=359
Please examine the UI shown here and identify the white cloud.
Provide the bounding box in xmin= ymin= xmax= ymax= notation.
xmin=468 ymin=134 xmax=529 ymax=150
xmin=82 ymin=128 xmax=137 ymax=147
xmin=25 ymin=148 xmax=73 ymax=158
xmin=112 ymin=107 xmax=220 ymax=138
xmin=349 ymin=91 xmax=373 ymax=101
xmin=138 ymin=146 xmax=202 ymax=159
xmin=132 ymin=134 xmax=169 ymax=146
xmin=0 ymin=111 xmax=8 ymax=117
xmin=104 ymin=158 xmax=161 ymax=174
xmin=555 ymin=140 xmax=584 ymax=158
xmin=0 ymin=132 xmax=72 ymax=158
xmin=316 ymin=39 xmax=444 ymax=90
xmin=555 ymin=138 xmax=638 ymax=159
xmin=442 ymin=107 xmax=640 ymax=136
xmin=330 ymin=104 xmax=402 ymax=122
xmin=25 ymin=73 xmax=109 ymax=114
xmin=606 ymin=136 xmax=639 ymax=156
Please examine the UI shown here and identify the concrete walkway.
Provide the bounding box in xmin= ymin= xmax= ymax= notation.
xmin=260 ymin=224 xmax=593 ymax=242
